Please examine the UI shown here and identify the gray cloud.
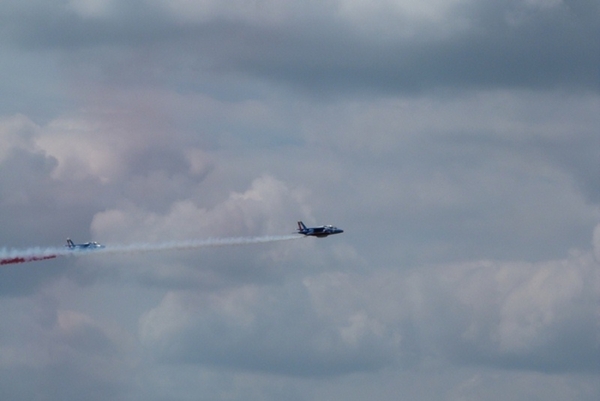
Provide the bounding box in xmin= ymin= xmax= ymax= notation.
xmin=2 ymin=1 xmax=597 ymax=95
xmin=140 ymin=282 xmax=399 ymax=376
xmin=415 ymin=256 xmax=600 ymax=373
xmin=1 ymin=0 xmax=600 ymax=400
xmin=136 ymin=242 xmax=600 ymax=379
xmin=0 ymin=294 xmax=134 ymax=400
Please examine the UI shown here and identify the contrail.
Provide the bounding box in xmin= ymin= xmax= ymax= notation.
xmin=0 ymin=235 xmax=302 ymax=266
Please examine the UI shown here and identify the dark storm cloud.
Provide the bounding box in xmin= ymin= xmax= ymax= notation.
xmin=229 ymin=0 xmax=599 ymax=93
xmin=0 ymin=0 xmax=170 ymax=49
xmin=2 ymin=1 xmax=597 ymax=94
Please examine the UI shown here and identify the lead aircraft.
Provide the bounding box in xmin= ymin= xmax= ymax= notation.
xmin=66 ymin=238 xmax=105 ymax=250
xmin=296 ymin=221 xmax=343 ymax=238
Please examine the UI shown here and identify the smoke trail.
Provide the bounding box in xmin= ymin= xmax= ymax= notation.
xmin=98 ymin=234 xmax=302 ymax=255
xmin=0 ymin=235 xmax=303 ymax=266
xmin=0 ymin=254 xmax=57 ymax=265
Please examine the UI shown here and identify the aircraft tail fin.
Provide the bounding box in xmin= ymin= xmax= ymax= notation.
xmin=297 ymin=221 xmax=307 ymax=231
xmin=66 ymin=238 xmax=75 ymax=248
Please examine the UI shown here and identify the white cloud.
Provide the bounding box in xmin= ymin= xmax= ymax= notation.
xmin=156 ymin=0 xmax=467 ymax=38
xmin=35 ymin=116 xmax=126 ymax=182
xmin=408 ymin=247 xmax=600 ymax=371
xmin=497 ymin=260 xmax=586 ymax=351
xmin=158 ymin=0 xmax=330 ymax=25
xmin=135 ymin=226 xmax=600 ymax=378
xmin=0 ymin=114 xmax=39 ymax=161
xmin=336 ymin=0 xmax=469 ymax=37
xmin=139 ymin=276 xmax=401 ymax=376
xmin=91 ymin=175 xmax=309 ymax=242
xmin=67 ymin=0 xmax=116 ymax=18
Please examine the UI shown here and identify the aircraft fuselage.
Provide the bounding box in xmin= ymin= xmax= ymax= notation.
xmin=297 ymin=221 xmax=343 ymax=237
xmin=66 ymin=238 xmax=105 ymax=250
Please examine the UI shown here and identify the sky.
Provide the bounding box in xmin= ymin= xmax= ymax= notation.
xmin=0 ymin=0 xmax=599 ymax=399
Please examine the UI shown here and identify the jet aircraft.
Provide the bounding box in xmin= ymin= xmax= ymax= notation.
xmin=296 ymin=221 xmax=343 ymax=238
xmin=65 ymin=238 xmax=105 ymax=250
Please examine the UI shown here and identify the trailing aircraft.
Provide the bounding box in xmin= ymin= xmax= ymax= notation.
xmin=296 ymin=221 xmax=343 ymax=238
xmin=65 ymin=238 xmax=105 ymax=250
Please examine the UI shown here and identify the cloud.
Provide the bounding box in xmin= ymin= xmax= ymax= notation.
xmin=1 ymin=0 xmax=599 ymax=399
xmin=406 ymin=250 xmax=600 ymax=373
xmin=85 ymin=175 xmax=320 ymax=289
xmin=0 ymin=115 xmax=102 ymax=248
xmin=67 ymin=0 xmax=117 ymax=19
xmin=91 ymin=175 xmax=309 ymax=242
xmin=139 ymin=278 xmax=401 ymax=376
xmin=0 ymin=292 xmax=134 ymax=400
xmin=3 ymin=1 xmax=597 ymax=94
xmin=136 ymin=223 xmax=600 ymax=378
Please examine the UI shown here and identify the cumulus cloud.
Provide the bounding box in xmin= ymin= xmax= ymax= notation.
xmin=91 ymin=175 xmax=310 ymax=242
xmin=35 ymin=116 xmax=127 ymax=182
xmin=84 ymin=175 xmax=323 ymax=289
xmin=136 ymin=224 xmax=600 ymax=378
xmin=0 ymin=114 xmax=40 ymax=160
xmin=406 ymin=250 xmax=600 ymax=372
xmin=0 ymin=115 xmax=107 ymax=250
xmin=139 ymin=278 xmax=401 ymax=376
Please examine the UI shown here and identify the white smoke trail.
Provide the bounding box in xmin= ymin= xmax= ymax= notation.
xmin=96 ymin=234 xmax=302 ymax=256
xmin=1 ymin=235 xmax=303 ymax=265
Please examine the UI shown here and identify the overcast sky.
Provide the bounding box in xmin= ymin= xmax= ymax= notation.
xmin=1 ymin=0 xmax=599 ymax=400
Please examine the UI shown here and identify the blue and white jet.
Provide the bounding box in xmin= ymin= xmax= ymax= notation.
xmin=65 ymin=238 xmax=105 ymax=250
xmin=296 ymin=221 xmax=343 ymax=238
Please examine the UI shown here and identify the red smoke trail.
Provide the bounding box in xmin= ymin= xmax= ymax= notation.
xmin=0 ymin=254 xmax=57 ymax=265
